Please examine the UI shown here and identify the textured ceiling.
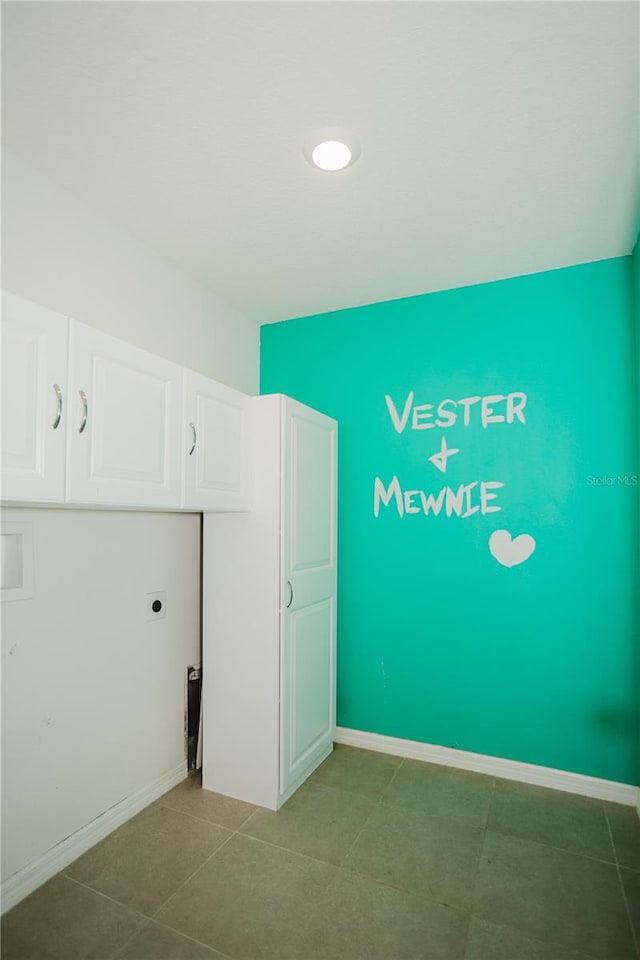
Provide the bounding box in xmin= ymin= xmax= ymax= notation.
xmin=3 ymin=1 xmax=639 ymax=324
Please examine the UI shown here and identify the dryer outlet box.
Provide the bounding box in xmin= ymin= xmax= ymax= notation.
xmin=146 ymin=590 xmax=166 ymax=621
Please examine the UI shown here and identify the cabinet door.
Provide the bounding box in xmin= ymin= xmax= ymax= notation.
xmin=1 ymin=291 xmax=68 ymax=503
xmin=182 ymin=370 xmax=251 ymax=511
xmin=280 ymin=398 xmax=337 ymax=795
xmin=66 ymin=321 xmax=182 ymax=508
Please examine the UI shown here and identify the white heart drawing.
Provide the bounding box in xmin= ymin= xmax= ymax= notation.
xmin=489 ymin=529 xmax=536 ymax=568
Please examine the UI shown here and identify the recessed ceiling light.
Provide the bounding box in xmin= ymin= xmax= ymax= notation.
xmin=304 ymin=129 xmax=360 ymax=172
xmin=311 ymin=140 xmax=352 ymax=172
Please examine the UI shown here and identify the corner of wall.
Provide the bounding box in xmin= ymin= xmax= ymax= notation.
xmin=1 ymin=146 xmax=259 ymax=394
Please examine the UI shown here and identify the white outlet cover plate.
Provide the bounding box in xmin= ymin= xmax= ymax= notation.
xmin=1 ymin=522 xmax=34 ymax=602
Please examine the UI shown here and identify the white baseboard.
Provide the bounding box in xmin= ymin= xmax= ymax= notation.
xmin=1 ymin=761 xmax=187 ymax=915
xmin=335 ymin=727 xmax=638 ymax=806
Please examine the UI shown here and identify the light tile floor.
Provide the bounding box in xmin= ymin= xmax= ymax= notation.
xmin=2 ymin=745 xmax=639 ymax=960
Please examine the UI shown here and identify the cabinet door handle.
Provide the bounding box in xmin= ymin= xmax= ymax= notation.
xmin=286 ymin=580 xmax=293 ymax=608
xmin=78 ymin=390 xmax=88 ymax=434
xmin=188 ymin=422 xmax=197 ymax=456
xmin=52 ymin=384 xmax=63 ymax=430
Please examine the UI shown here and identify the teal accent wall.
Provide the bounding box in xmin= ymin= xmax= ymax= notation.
xmin=633 ymin=235 xmax=640 ymax=789
xmin=634 ymin=237 xmax=640 ymax=538
xmin=261 ymin=258 xmax=639 ymax=784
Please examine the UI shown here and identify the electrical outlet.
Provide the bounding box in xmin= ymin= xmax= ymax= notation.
xmin=146 ymin=590 xmax=166 ymax=621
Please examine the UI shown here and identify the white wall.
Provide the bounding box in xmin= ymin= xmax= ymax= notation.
xmin=1 ymin=150 xmax=260 ymax=892
xmin=1 ymin=509 xmax=200 ymax=883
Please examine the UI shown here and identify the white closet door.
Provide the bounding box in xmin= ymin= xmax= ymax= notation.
xmin=280 ymin=397 xmax=337 ymax=794
xmin=1 ymin=291 xmax=68 ymax=503
xmin=66 ymin=321 xmax=182 ymax=508
xmin=181 ymin=370 xmax=251 ymax=511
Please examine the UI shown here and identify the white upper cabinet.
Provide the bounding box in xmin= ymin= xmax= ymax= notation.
xmin=1 ymin=291 xmax=252 ymax=512
xmin=66 ymin=321 xmax=183 ymax=508
xmin=181 ymin=369 xmax=251 ymax=511
xmin=1 ymin=291 xmax=69 ymax=503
